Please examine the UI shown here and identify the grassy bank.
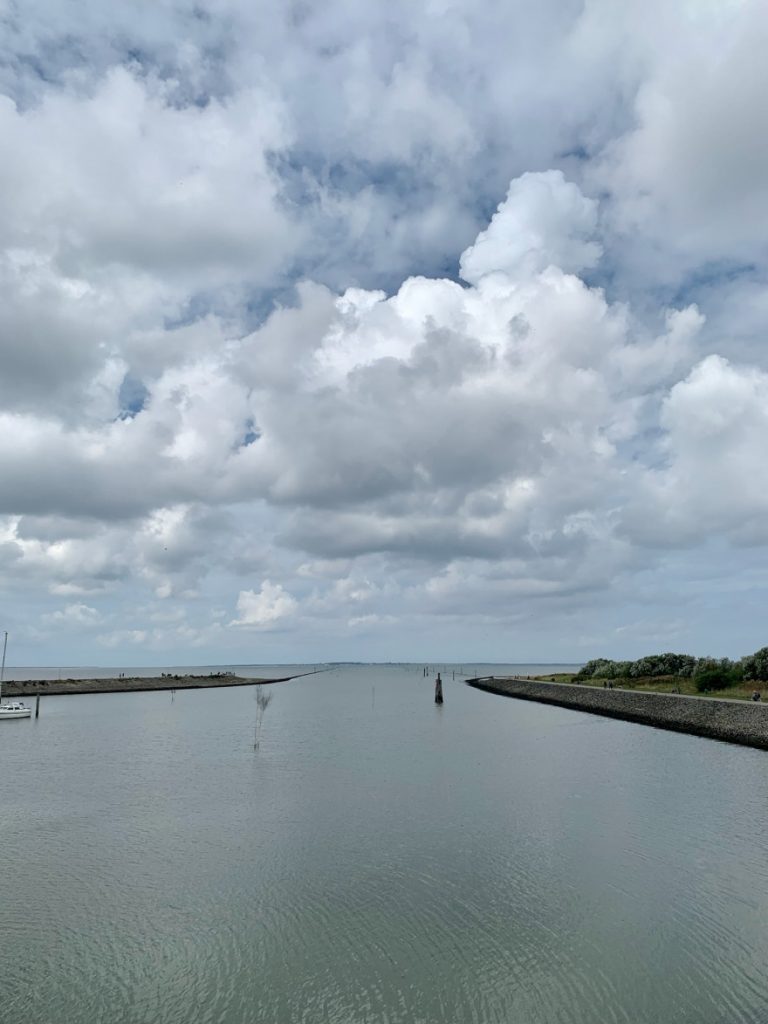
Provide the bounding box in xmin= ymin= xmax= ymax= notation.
xmin=531 ymin=673 xmax=765 ymax=702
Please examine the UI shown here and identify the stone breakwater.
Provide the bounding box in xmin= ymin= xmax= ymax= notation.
xmin=467 ymin=677 xmax=768 ymax=751
xmin=2 ymin=672 xmax=310 ymax=698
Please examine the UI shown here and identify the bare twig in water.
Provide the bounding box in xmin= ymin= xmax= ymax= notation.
xmin=254 ymin=684 xmax=274 ymax=749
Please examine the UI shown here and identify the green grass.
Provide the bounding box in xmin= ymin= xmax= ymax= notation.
xmin=531 ymin=673 xmax=765 ymax=701
xmin=529 ymin=673 xmax=577 ymax=683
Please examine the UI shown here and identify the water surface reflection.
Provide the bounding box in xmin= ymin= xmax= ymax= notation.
xmin=2 ymin=664 xmax=767 ymax=1023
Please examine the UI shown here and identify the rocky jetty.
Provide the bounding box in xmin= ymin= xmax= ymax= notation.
xmin=467 ymin=676 xmax=768 ymax=751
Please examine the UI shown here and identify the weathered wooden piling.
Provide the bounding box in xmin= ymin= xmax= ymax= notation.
xmin=35 ymin=693 xmax=40 ymax=718
xmin=434 ymin=673 xmax=443 ymax=705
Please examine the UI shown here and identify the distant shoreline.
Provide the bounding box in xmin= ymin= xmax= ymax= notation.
xmin=1 ymin=672 xmax=313 ymax=698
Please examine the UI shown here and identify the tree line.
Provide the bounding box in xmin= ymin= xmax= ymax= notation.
xmin=574 ymin=647 xmax=768 ymax=692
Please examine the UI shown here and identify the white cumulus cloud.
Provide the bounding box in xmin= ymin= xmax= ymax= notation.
xmin=231 ymin=581 xmax=298 ymax=629
xmin=2 ymin=0 xmax=768 ymax=662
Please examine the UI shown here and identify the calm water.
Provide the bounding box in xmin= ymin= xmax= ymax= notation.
xmin=2 ymin=664 xmax=767 ymax=1024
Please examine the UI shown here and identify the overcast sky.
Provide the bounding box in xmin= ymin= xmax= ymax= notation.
xmin=2 ymin=0 xmax=768 ymax=665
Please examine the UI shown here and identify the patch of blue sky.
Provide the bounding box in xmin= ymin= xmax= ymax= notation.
xmin=160 ymin=282 xmax=304 ymax=339
xmin=274 ymin=155 xmax=475 ymax=290
xmin=237 ymin=418 xmax=260 ymax=450
xmin=271 ymin=150 xmax=433 ymax=206
xmin=669 ymin=260 xmax=758 ymax=310
xmin=124 ymin=42 xmax=231 ymax=107
xmin=0 ymin=49 xmax=69 ymax=107
xmin=117 ymin=373 xmax=149 ymax=420
xmin=558 ymin=144 xmax=591 ymax=162
xmin=163 ymin=292 xmax=219 ymax=331
xmin=243 ymin=282 xmax=304 ymax=325
xmin=579 ymin=261 xmax=615 ymax=294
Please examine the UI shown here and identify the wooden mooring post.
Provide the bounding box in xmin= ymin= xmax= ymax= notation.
xmin=434 ymin=672 xmax=444 ymax=705
xmin=35 ymin=693 xmax=40 ymax=718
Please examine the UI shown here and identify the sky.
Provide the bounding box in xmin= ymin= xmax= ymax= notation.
xmin=2 ymin=0 xmax=768 ymax=665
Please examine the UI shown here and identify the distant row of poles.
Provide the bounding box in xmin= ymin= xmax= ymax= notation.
xmin=420 ymin=665 xmax=473 ymax=705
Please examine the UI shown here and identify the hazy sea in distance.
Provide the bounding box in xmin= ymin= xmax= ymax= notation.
xmin=2 ymin=663 xmax=767 ymax=1024
xmin=1 ymin=661 xmax=575 ymax=681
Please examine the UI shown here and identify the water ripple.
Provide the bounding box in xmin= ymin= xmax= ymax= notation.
xmin=2 ymin=666 xmax=768 ymax=1023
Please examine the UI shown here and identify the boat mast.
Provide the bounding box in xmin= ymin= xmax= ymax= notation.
xmin=0 ymin=631 xmax=6 ymax=704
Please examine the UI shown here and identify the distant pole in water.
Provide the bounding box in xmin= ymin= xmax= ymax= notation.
xmin=434 ymin=672 xmax=444 ymax=705
xmin=35 ymin=693 xmax=40 ymax=718
xmin=0 ymin=630 xmax=6 ymax=702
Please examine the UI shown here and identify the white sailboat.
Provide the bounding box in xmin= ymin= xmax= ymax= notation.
xmin=0 ymin=632 xmax=31 ymax=719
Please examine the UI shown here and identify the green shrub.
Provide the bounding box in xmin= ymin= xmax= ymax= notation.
xmin=694 ymin=664 xmax=742 ymax=692
xmin=575 ymin=658 xmax=612 ymax=680
xmin=630 ymin=653 xmax=696 ymax=677
xmin=593 ymin=662 xmax=619 ymax=679
xmin=742 ymin=647 xmax=768 ymax=681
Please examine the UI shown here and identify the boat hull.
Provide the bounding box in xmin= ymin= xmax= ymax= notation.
xmin=0 ymin=707 xmax=31 ymax=719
